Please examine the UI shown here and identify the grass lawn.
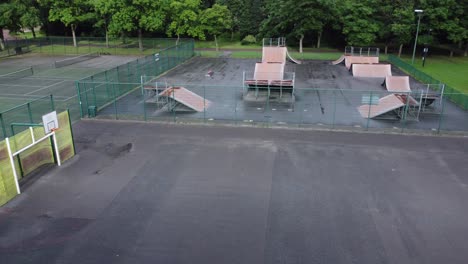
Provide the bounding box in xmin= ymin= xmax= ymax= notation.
xmin=198 ymin=50 xmax=343 ymax=60
xmin=401 ymin=56 xmax=468 ymax=93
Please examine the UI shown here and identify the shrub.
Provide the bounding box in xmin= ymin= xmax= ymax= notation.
xmin=241 ymin=35 xmax=256 ymax=45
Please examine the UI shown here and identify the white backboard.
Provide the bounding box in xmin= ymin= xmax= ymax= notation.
xmin=42 ymin=111 xmax=58 ymax=134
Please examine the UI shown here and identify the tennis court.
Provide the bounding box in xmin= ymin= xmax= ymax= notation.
xmin=0 ymin=54 xmax=139 ymax=112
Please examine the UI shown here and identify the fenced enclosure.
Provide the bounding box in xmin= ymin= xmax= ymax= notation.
xmin=75 ymin=40 xmax=195 ymax=118
xmin=4 ymin=36 xmax=186 ymax=56
xmin=71 ymin=81 xmax=468 ymax=134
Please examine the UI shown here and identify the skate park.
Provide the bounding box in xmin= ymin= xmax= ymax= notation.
xmin=88 ymin=39 xmax=468 ymax=133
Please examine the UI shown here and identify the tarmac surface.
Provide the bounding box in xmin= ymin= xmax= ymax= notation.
xmin=100 ymin=57 xmax=468 ymax=133
xmin=1 ymin=120 xmax=468 ymax=264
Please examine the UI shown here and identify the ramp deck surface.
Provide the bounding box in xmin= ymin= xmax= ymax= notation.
xmin=358 ymin=94 xmax=405 ymax=118
xmin=262 ymin=47 xmax=287 ymax=63
xmin=384 ymin=76 xmax=411 ymax=92
xmin=158 ymin=87 xmax=211 ymax=112
xmin=345 ymin=56 xmax=379 ymax=70
xmin=253 ymin=63 xmax=285 ymax=81
xmin=352 ymin=64 xmax=392 ymax=78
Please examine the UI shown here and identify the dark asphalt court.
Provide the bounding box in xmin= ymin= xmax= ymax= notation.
xmin=1 ymin=120 xmax=468 ymax=264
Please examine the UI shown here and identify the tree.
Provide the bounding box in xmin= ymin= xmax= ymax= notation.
xmin=261 ymin=0 xmax=336 ymax=52
xmin=91 ymin=0 xmax=115 ymax=47
xmin=341 ymin=0 xmax=380 ymax=46
xmin=391 ymin=5 xmax=415 ymax=57
xmin=238 ymin=0 xmax=264 ymax=38
xmin=108 ymin=0 xmax=167 ymax=51
xmin=0 ymin=1 xmax=22 ymax=49
xmin=200 ymin=4 xmax=232 ymax=51
xmin=16 ymin=0 xmax=42 ymax=38
xmin=216 ymin=0 xmax=244 ymax=40
xmin=166 ymin=0 xmax=204 ymax=45
xmin=47 ymin=0 xmax=94 ymax=47
xmin=438 ymin=1 xmax=467 ymax=57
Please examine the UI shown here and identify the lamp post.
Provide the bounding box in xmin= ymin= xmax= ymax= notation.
xmin=412 ymin=9 xmax=424 ymax=64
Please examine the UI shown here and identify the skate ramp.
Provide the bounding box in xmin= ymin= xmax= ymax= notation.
xmin=286 ymin=49 xmax=301 ymax=64
xmin=384 ymin=76 xmax=410 ymax=92
xmin=352 ymin=64 xmax=392 ymax=78
xmin=253 ymin=63 xmax=285 ymax=81
xmin=358 ymin=94 xmax=405 ymax=118
xmin=345 ymin=56 xmax=379 ymax=70
xmin=332 ymin=55 xmax=346 ymax=65
xmin=158 ymin=87 xmax=211 ymax=112
xmin=262 ymin=47 xmax=287 ymax=63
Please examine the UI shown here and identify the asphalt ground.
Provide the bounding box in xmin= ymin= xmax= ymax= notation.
xmin=99 ymin=57 xmax=468 ymax=133
xmin=1 ymin=120 xmax=468 ymax=263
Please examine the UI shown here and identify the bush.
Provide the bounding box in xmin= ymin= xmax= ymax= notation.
xmin=241 ymin=35 xmax=256 ymax=45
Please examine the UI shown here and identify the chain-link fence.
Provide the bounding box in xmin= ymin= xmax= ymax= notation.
xmin=0 ymin=94 xmax=76 ymax=140
xmin=388 ymin=55 xmax=468 ymax=110
xmin=71 ymin=81 xmax=468 ymax=134
xmin=4 ymin=36 xmax=186 ymax=56
xmin=75 ymin=40 xmax=195 ymax=118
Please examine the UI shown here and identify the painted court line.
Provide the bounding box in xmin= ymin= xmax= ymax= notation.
xmin=0 ymin=93 xmax=70 ymax=99
xmin=25 ymin=80 xmax=68 ymax=95
xmin=0 ymin=83 xmax=45 ymax=88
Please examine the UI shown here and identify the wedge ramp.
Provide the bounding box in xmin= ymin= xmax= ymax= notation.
xmin=158 ymin=87 xmax=211 ymax=112
xmin=358 ymin=94 xmax=405 ymax=118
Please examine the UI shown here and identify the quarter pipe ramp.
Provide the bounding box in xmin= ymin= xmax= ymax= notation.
xmin=352 ymin=64 xmax=392 ymax=78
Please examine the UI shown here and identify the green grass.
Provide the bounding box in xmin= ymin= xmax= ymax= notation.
xmin=195 ymin=40 xmax=260 ymax=49
xmin=198 ymin=50 xmax=344 ymax=61
xmin=29 ymin=44 xmax=160 ymax=56
xmin=9 ymin=31 xmax=46 ymax=39
xmin=400 ymin=56 xmax=468 ymax=93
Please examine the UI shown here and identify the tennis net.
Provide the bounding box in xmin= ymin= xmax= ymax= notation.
xmin=0 ymin=67 xmax=34 ymax=80
xmin=54 ymin=52 xmax=100 ymax=68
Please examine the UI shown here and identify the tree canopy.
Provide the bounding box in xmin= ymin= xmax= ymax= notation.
xmin=0 ymin=0 xmax=467 ymax=55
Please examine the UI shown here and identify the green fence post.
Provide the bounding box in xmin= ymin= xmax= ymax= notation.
xmin=203 ymin=85 xmax=206 ymax=123
xmin=234 ymin=86 xmax=238 ymax=125
xmin=75 ymin=81 xmax=84 ymax=118
xmin=0 ymin=114 xmax=6 ymax=138
xmin=113 ymin=83 xmax=118 ymax=120
xmin=27 ymin=103 xmax=33 ymax=123
xmin=92 ymin=82 xmax=97 ymax=107
xmin=365 ymin=91 xmax=372 ymax=131
xmin=143 ymin=89 xmax=147 ymax=122
xmin=401 ymin=92 xmax=410 ymax=133
xmin=437 ymin=89 xmax=447 ymax=134
xmin=172 ymin=88 xmax=176 ymax=123
xmin=83 ymin=83 xmax=90 ymax=117
xmin=67 ymin=109 xmax=77 ymax=155
xmin=50 ymin=94 xmax=55 ymax=110
xmin=332 ymin=90 xmax=337 ymax=129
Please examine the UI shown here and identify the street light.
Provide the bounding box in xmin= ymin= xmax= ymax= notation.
xmin=412 ymin=9 xmax=424 ymax=64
